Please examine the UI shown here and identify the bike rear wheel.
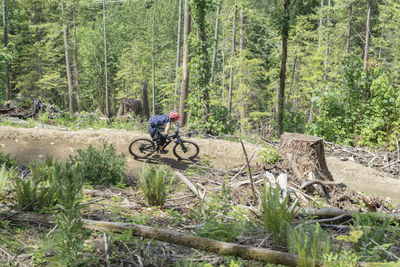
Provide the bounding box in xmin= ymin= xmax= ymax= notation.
xmin=173 ymin=140 xmax=200 ymax=160
xmin=129 ymin=138 xmax=156 ymax=159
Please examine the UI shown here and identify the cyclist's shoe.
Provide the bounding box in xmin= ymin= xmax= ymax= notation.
xmin=159 ymin=149 xmax=168 ymax=154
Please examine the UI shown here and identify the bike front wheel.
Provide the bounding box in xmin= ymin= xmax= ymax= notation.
xmin=129 ymin=138 xmax=156 ymax=159
xmin=173 ymin=140 xmax=200 ymax=160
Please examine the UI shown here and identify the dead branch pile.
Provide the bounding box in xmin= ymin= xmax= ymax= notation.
xmin=0 ymin=99 xmax=59 ymax=119
xmin=324 ymin=141 xmax=400 ymax=177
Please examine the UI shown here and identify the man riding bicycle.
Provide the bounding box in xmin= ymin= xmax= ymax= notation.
xmin=148 ymin=111 xmax=181 ymax=153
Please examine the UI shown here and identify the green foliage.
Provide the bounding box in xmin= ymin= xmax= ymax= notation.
xmin=12 ymin=157 xmax=60 ymax=212
xmin=323 ymin=250 xmax=360 ymax=267
xmin=257 ymin=145 xmax=281 ymax=165
xmin=193 ymin=184 xmax=249 ymax=242
xmin=261 ymin=184 xmax=298 ymax=242
xmin=165 ymin=208 xmax=184 ymax=227
xmin=336 ymin=230 xmax=364 ymax=244
xmin=287 ymin=223 xmax=331 ymax=267
xmin=0 ymin=164 xmax=18 ymax=200
xmin=342 ymin=213 xmax=400 ymax=262
xmin=197 ymin=221 xmax=240 ymax=242
xmin=72 ymin=144 xmax=126 ymax=187
xmin=0 ymin=148 xmax=18 ymax=168
xmin=53 ymin=111 xmax=108 ymax=130
xmin=54 ymin=162 xmax=90 ymax=266
xmin=359 ymin=73 xmax=400 ymax=149
xmin=308 ymin=56 xmax=400 ymax=149
xmin=37 ymin=111 xmax=51 ymax=124
xmin=138 ymin=163 xmax=174 ymax=208
xmin=187 ymin=90 xmax=234 ymax=135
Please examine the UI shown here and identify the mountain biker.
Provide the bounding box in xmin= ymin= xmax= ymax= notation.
xmin=148 ymin=111 xmax=181 ymax=153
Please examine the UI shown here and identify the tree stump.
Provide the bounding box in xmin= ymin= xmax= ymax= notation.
xmin=279 ymin=132 xmax=335 ymax=199
xmin=116 ymin=99 xmax=142 ymax=117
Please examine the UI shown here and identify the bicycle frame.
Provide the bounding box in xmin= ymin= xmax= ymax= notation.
xmin=157 ymin=123 xmax=184 ymax=151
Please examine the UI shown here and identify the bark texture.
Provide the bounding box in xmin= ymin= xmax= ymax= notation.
xmin=228 ymin=0 xmax=237 ymax=115
xmin=279 ymin=132 xmax=333 ymax=182
xmin=141 ymin=81 xmax=150 ymax=120
xmin=179 ymin=0 xmax=190 ymax=126
xmin=2 ymin=0 xmax=11 ymax=100
xmin=62 ymin=2 xmax=74 ymax=114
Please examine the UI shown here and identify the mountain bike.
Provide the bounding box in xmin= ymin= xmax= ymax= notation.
xmin=128 ymin=124 xmax=200 ymax=161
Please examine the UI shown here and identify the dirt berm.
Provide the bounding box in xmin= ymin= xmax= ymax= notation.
xmin=1 ymin=126 xmax=399 ymax=202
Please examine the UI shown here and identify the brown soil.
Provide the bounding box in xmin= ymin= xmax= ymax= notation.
xmin=1 ymin=126 xmax=400 ymax=203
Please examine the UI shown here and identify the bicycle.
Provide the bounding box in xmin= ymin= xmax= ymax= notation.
xmin=128 ymin=123 xmax=200 ymax=161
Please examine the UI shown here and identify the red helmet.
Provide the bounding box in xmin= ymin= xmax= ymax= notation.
xmin=168 ymin=111 xmax=181 ymax=120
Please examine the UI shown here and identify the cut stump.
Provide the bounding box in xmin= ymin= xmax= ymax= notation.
xmin=278 ymin=132 xmax=338 ymax=201
xmin=279 ymin=132 xmax=333 ymax=182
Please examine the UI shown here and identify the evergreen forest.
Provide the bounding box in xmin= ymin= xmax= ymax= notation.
xmin=1 ymin=0 xmax=400 ymax=148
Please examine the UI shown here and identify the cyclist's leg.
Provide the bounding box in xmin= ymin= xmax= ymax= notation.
xmin=148 ymin=125 xmax=156 ymax=139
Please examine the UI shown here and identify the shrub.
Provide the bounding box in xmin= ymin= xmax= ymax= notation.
xmin=138 ymin=163 xmax=174 ymax=208
xmin=257 ymin=145 xmax=281 ymax=165
xmin=12 ymin=157 xmax=60 ymax=211
xmin=287 ymin=223 xmax=331 ymax=267
xmin=0 ymin=149 xmax=18 ymax=167
xmin=55 ymin=162 xmax=90 ymax=266
xmin=261 ymin=184 xmax=298 ymax=242
xmin=338 ymin=213 xmax=400 ymax=262
xmin=323 ymin=250 xmax=359 ymax=267
xmin=72 ymin=144 xmax=126 ymax=187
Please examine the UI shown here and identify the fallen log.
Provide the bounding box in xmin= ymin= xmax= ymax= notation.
xmin=301 ymin=208 xmax=400 ymax=222
xmin=0 ymin=212 xmax=299 ymax=266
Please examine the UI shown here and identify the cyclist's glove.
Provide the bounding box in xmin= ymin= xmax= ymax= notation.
xmin=163 ymin=134 xmax=170 ymax=140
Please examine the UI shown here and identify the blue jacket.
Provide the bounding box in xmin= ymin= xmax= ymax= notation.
xmin=149 ymin=115 xmax=170 ymax=128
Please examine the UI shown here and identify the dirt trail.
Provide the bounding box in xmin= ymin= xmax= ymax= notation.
xmin=1 ymin=126 xmax=399 ymax=202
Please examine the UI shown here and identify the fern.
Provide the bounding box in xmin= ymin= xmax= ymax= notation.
xmin=138 ymin=163 xmax=174 ymax=208
xmin=287 ymin=223 xmax=331 ymax=267
xmin=261 ymin=183 xmax=298 ymax=242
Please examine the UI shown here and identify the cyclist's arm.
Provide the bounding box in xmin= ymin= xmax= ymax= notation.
xmin=164 ymin=122 xmax=171 ymax=135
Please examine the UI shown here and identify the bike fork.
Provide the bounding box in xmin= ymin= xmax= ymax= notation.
xmin=180 ymin=142 xmax=187 ymax=153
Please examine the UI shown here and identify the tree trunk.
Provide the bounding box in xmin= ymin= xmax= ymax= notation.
xmin=179 ymin=0 xmax=190 ymax=126
xmin=364 ymin=0 xmax=372 ymax=71
xmin=72 ymin=0 xmax=81 ymax=113
xmin=209 ymin=3 xmax=221 ymax=85
xmin=198 ymin=7 xmax=210 ymax=119
xmin=142 ymin=81 xmax=150 ymax=120
xmin=61 ymin=2 xmax=74 ymax=114
xmin=103 ymin=0 xmax=110 ymax=117
xmin=239 ymin=9 xmax=247 ymax=134
xmin=151 ymin=11 xmax=156 ymax=115
xmin=346 ymin=3 xmax=353 ymax=54
xmin=174 ymin=0 xmax=183 ymax=111
xmin=228 ymin=0 xmax=237 ymax=115
xmin=323 ymin=0 xmax=331 ymax=82
xmin=0 ymin=212 xmax=299 ymax=266
xmin=2 ymin=0 xmax=10 ymax=101
xmin=318 ymin=0 xmax=324 ymax=49
xmin=277 ymin=0 xmax=290 ymax=137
